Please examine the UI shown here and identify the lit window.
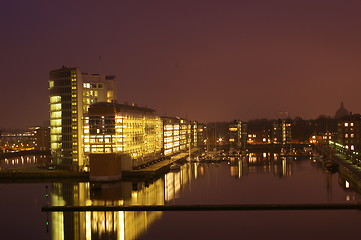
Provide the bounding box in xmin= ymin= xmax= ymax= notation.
xmin=50 ymin=96 xmax=61 ymax=104
xmin=345 ymin=123 xmax=349 ymax=127
xmin=351 ymin=134 xmax=354 ymax=138
xmin=351 ymin=145 xmax=355 ymax=150
xmin=345 ymin=134 xmax=348 ymax=138
xmin=351 ymin=122 xmax=354 ymax=127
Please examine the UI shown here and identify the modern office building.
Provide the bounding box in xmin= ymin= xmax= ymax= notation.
xmin=49 ymin=67 xmax=116 ymax=170
xmin=162 ymin=117 xmax=182 ymax=156
xmin=192 ymin=121 xmax=206 ymax=149
xmin=85 ymin=102 xmax=163 ymax=169
xmin=179 ymin=118 xmax=191 ymax=151
xmin=162 ymin=117 xmax=198 ymax=156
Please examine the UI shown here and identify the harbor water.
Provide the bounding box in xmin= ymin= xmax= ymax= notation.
xmin=0 ymin=152 xmax=361 ymax=240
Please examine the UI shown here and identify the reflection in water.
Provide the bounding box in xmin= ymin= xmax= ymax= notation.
xmin=50 ymin=163 xmax=198 ymax=240
xmin=229 ymin=152 xmax=293 ymax=179
xmin=0 ymin=155 xmax=50 ymax=170
xmin=337 ymin=174 xmax=360 ymax=202
xmin=47 ymin=152 xmax=361 ymax=239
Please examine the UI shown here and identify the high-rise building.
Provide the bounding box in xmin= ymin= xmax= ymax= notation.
xmin=49 ymin=67 xmax=116 ymax=170
xmin=272 ymin=119 xmax=292 ymax=145
xmin=229 ymin=120 xmax=248 ymax=150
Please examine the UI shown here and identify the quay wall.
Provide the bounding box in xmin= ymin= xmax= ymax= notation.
xmin=333 ymin=153 xmax=361 ymax=191
xmin=338 ymin=164 xmax=361 ymax=190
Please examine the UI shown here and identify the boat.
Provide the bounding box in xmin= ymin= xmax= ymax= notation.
xmin=170 ymin=163 xmax=181 ymax=171
xmin=324 ymin=160 xmax=338 ymax=172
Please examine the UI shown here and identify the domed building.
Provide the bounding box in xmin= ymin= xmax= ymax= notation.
xmin=335 ymin=102 xmax=349 ymax=119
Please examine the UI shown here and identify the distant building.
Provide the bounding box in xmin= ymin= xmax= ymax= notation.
xmin=272 ymin=119 xmax=292 ymax=145
xmin=337 ymin=114 xmax=361 ymax=151
xmin=309 ymin=132 xmax=334 ymax=145
xmin=162 ymin=117 xmax=191 ymax=156
xmin=229 ymin=120 xmax=248 ymax=150
xmin=33 ymin=127 xmax=50 ymax=151
xmin=335 ymin=102 xmax=349 ymax=119
xmin=85 ymin=102 xmax=163 ymax=169
xmin=0 ymin=129 xmax=35 ymax=151
xmin=192 ymin=121 xmax=206 ymax=150
xmin=206 ymin=122 xmax=230 ymax=151
xmin=49 ymin=66 xmax=117 ymax=170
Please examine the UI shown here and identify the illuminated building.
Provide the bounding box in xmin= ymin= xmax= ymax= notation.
xmin=192 ymin=121 xmax=206 ymax=149
xmin=49 ymin=67 xmax=116 ymax=170
xmin=337 ymin=114 xmax=361 ymax=151
xmin=309 ymin=132 xmax=333 ymax=145
xmin=229 ymin=120 xmax=248 ymax=149
xmin=272 ymin=119 xmax=292 ymax=145
xmin=162 ymin=117 xmax=191 ymax=156
xmin=229 ymin=120 xmax=240 ymax=149
xmin=0 ymin=129 xmax=36 ymax=152
xmin=180 ymin=118 xmax=191 ymax=151
xmin=85 ymin=102 xmax=163 ymax=169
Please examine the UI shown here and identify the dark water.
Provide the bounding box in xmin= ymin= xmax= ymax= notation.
xmin=0 ymin=153 xmax=361 ymax=240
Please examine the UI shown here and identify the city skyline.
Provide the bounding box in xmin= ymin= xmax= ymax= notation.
xmin=2 ymin=0 xmax=361 ymax=129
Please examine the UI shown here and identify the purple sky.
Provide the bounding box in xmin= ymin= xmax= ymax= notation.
xmin=1 ymin=0 xmax=361 ymax=128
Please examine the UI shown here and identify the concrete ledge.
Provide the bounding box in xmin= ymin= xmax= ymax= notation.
xmin=42 ymin=203 xmax=361 ymax=212
xmin=90 ymin=174 xmax=122 ymax=182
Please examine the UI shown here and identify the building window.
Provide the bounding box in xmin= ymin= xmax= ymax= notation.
xmin=345 ymin=123 xmax=349 ymax=127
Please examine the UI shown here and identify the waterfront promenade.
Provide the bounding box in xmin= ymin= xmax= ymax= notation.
xmin=122 ymin=148 xmax=198 ymax=179
xmin=333 ymin=152 xmax=361 ymax=190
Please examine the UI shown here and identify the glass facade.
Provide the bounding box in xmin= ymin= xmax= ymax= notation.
xmin=163 ymin=117 xmax=192 ymax=156
xmin=84 ymin=103 xmax=163 ymax=169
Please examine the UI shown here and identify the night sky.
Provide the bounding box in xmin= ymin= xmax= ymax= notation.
xmin=2 ymin=0 xmax=361 ymax=129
